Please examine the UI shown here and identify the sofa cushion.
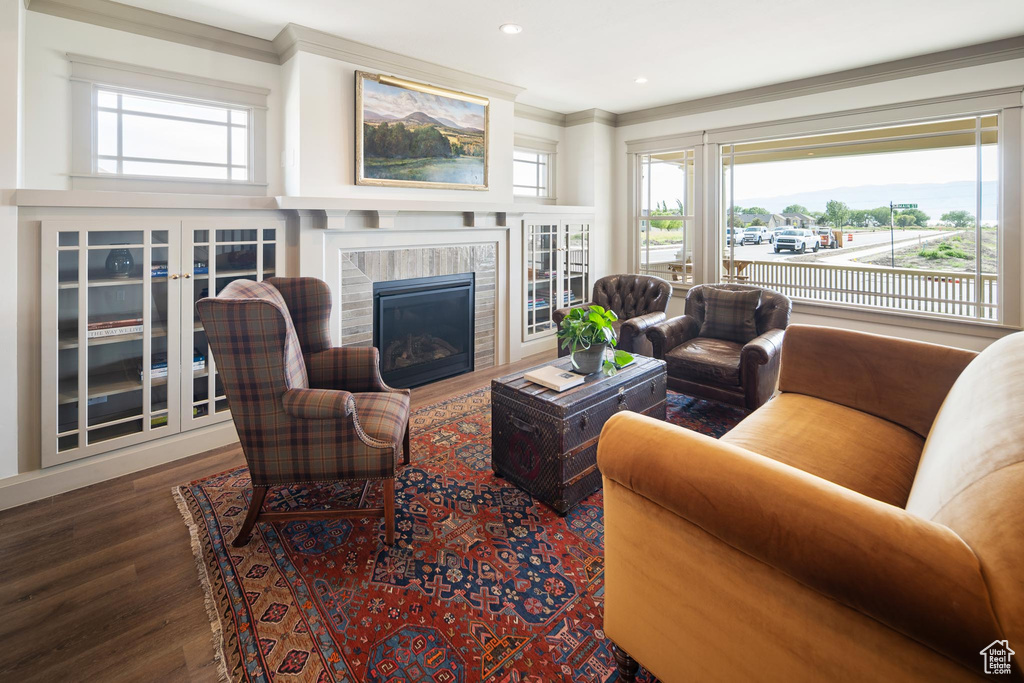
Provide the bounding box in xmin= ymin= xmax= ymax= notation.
xmin=700 ymin=286 xmax=761 ymax=343
xmin=665 ymin=337 xmax=742 ymax=386
xmin=722 ymin=393 xmax=924 ymax=507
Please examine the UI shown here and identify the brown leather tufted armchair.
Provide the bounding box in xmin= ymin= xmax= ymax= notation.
xmin=647 ymin=284 xmax=792 ymax=410
xmin=553 ymin=274 xmax=672 ymax=357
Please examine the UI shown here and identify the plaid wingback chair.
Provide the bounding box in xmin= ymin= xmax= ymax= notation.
xmin=196 ymin=277 xmax=411 ymax=547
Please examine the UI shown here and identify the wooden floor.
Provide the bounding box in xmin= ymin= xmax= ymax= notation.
xmin=0 ymin=351 xmax=553 ymax=682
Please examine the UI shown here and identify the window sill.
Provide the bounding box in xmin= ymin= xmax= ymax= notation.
xmin=514 ymin=195 xmax=556 ymax=205
xmin=791 ymin=299 xmax=1020 ymax=339
xmin=70 ymin=173 xmax=268 ymax=197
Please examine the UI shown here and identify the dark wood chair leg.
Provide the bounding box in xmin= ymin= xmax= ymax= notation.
xmin=402 ymin=422 xmax=411 ymax=465
xmin=612 ymin=643 xmax=639 ymax=683
xmin=383 ymin=478 xmax=396 ymax=545
xmin=232 ymin=486 xmax=268 ymax=548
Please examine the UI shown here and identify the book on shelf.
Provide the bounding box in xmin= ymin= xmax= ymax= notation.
xmin=88 ymin=316 xmax=143 ymax=330
xmin=87 ymin=323 xmax=144 ymax=338
xmin=524 ymin=365 xmax=585 ymax=392
xmin=138 ymin=352 xmax=206 ymax=379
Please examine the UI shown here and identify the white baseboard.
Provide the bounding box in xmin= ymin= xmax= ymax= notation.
xmin=0 ymin=422 xmax=239 ymax=511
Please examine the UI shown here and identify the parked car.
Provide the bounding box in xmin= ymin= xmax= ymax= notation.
xmin=725 ymin=227 xmax=743 ymax=246
xmin=741 ymin=225 xmax=773 ymax=245
xmin=774 ymin=228 xmax=819 ymax=253
xmin=817 ymin=227 xmax=843 ymax=249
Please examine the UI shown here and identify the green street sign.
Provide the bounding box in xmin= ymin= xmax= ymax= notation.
xmin=892 ymin=203 xmax=918 ymax=209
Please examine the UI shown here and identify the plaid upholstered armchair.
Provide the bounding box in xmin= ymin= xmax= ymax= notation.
xmin=196 ymin=277 xmax=411 ymax=547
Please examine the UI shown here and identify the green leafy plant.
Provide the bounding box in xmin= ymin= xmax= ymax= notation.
xmin=603 ymin=349 xmax=635 ymax=376
xmin=556 ymin=306 xmax=634 ymax=375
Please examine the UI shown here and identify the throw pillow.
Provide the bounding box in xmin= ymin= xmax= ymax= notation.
xmin=700 ymin=287 xmax=761 ymax=344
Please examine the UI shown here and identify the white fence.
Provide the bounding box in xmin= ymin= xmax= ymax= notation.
xmin=734 ymin=261 xmax=998 ymax=320
xmin=643 ymin=259 xmax=998 ymax=321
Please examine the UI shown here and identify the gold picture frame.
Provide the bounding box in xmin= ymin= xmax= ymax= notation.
xmin=355 ymin=71 xmax=489 ymax=190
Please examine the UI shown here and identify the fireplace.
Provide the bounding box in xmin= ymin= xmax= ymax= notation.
xmin=373 ymin=273 xmax=475 ymax=388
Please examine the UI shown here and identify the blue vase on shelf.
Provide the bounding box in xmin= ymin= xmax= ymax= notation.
xmin=105 ymin=247 xmax=134 ymax=278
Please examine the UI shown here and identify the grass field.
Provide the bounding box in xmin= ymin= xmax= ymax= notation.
xmin=860 ymin=228 xmax=997 ymax=273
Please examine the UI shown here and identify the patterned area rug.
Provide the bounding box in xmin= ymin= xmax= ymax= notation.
xmin=175 ymin=389 xmax=747 ymax=682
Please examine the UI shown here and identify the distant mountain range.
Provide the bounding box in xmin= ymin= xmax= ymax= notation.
xmin=738 ymin=180 xmax=998 ymax=222
xmin=363 ymin=109 xmax=482 ymax=133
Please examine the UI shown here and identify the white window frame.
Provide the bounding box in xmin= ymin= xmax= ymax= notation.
xmin=68 ymin=54 xmax=269 ymax=195
xmin=706 ymin=89 xmax=1022 ymax=328
xmin=513 ymin=134 xmax=557 ymax=204
xmin=625 ymin=132 xmax=706 ymax=286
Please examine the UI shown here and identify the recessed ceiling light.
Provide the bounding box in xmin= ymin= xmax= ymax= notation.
xmin=634 ymin=77 xmax=648 ymax=84
xmin=499 ymin=23 xmax=523 ymax=34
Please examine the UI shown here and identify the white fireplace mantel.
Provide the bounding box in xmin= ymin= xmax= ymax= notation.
xmin=277 ymin=196 xmax=595 ymax=230
xmin=14 ymin=190 xmax=594 ymax=231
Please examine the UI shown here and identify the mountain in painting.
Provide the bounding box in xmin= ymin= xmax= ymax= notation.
xmin=363 ymin=109 xmax=397 ymax=123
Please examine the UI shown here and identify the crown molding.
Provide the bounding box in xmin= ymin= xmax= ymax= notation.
xmin=272 ymin=23 xmax=524 ymax=101
xmin=615 ymin=35 xmax=1024 ymax=128
xmin=25 ymin=0 xmax=279 ymax=63
xmin=66 ymin=52 xmax=272 ymax=99
xmin=23 ymin=0 xmax=1024 ymax=122
xmin=23 ymin=1 xmax=525 ymax=100
xmin=514 ymin=103 xmax=567 ymax=127
xmin=565 ymin=108 xmax=618 ymax=127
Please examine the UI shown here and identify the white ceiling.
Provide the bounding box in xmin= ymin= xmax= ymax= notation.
xmin=114 ymin=0 xmax=1024 ymax=114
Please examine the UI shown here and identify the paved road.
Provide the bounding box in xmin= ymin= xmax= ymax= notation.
xmin=646 ymin=229 xmax=949 ymax=265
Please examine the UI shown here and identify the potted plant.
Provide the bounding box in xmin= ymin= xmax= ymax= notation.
xmin=556 ymin=305 xmax=634 ymax=375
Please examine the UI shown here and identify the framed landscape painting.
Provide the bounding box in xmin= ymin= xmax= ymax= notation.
xmin=356 ymin=71 xmax=488 ymax=190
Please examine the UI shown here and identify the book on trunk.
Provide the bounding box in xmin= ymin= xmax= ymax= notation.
xmin=524 ymin=365 xmax=586 ymax=392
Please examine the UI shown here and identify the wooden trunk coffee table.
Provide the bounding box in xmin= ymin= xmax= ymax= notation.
xmin=490 ymin=355 xmax=667 ymax=515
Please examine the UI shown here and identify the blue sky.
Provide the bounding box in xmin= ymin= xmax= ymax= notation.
xmin=362 ymin=79 xmax=485 ymax=130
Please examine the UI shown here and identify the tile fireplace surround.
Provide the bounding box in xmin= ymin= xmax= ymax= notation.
xmin=339 ymin=245 xmax=497 ymax=371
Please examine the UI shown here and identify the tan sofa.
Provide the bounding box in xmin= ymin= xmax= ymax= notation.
xmin=598 ymin=325 xmax=1024 ymax=682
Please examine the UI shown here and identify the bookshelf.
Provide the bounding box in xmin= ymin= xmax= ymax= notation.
xmin=522 ymin=217 xmax=591 ymax=342
xmin=41 ymin=218 xmax=284 ymax=467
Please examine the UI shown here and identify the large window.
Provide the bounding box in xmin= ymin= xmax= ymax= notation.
xmin=636 ymin=149 xmax=696 ymax=284
xmin=94 ymin=88 xmax=251 ymax=181
xmin=720 ymin=114 xmax=1003 ymax=321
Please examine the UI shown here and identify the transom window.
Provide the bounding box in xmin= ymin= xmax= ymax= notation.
xmin=94 ymin=88 xmax=251 ymax=182
xmin=513 ymin=149 xmax=551 ymax=198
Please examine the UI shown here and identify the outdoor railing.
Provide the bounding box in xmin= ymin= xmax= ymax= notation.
xmin=642 ymin=259 xmax=998 ymax=321
xmin=732 ymin=260 xmax=998 ymax=321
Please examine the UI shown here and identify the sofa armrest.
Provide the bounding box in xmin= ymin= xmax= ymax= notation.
xmin=307 ymin=347 xmax=390 ymax=393
xmin=645 ymin=314 xmax=700 ymax=358
xmin=779 ymin=324 xmax=977 ymax=437
xmin=741 ymin=327 xmax=785 ymax=365
xmin=597 ymin=411 xmax=1003 ymax=671
xmin=620 ymin=311 xmax=667 ymax=338
xmin=282 ymin=388 xmax=354 ymax=419
xmin=552 ymin=303 xmax=588 ymax=329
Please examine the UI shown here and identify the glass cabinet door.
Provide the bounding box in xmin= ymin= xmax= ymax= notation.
xmin=183 ymin=221 xmax=283 ymax=430
xmin=42 ymin=221 xmax=180 ymax=467
xmin=563 ymin=221 xmax=591 ymax=310
xmin=524 ymin=221 xmax=559 ymax=340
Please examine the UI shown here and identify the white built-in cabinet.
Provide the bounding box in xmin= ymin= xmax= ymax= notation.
xmin=41 ymin=218 xmax=284 ymax=467
xmin=523 ymin=216 xmax=591 ymax=342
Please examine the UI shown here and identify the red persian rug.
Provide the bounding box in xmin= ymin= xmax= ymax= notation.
xmin=175 ymin=389 xmax=746 ymax=682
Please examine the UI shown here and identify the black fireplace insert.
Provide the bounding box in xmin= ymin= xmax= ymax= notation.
xmin=372 ymin=273 xmax=475 ymax=389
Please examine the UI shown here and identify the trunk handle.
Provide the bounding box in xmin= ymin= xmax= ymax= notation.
xmin=509 ymin=414 xmax=538 ymax=434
